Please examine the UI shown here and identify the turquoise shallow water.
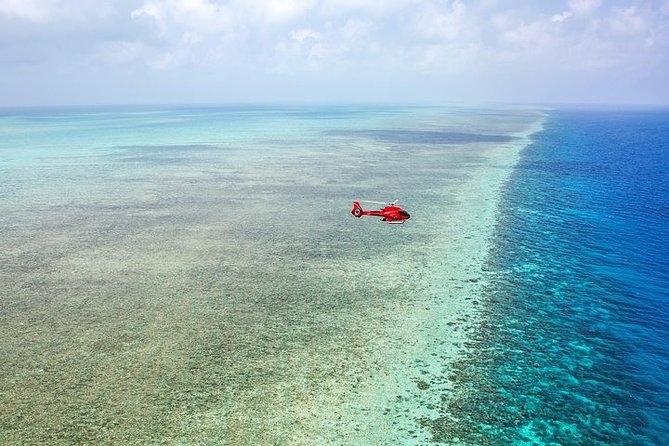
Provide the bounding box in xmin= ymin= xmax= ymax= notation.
xmin=0 ymin=105 xmax=542 ymax=444
xmin=430 ymin=109 xmax=669 ymax=445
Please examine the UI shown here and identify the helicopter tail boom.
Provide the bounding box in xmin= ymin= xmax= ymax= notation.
xmin=351 ymin=200 xmax=387 ymax=219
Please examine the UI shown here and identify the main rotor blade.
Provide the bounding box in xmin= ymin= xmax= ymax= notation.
xmin=359 ymin=200 xmax=387 ymax=204
xmin=359 ymin=199 xmax=399 ymax=205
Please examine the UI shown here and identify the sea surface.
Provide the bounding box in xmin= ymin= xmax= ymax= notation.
xmin=431 ymin=108 xmax=669 ymax=445
xmin=1 ymin=105 xmax=667 ymax=445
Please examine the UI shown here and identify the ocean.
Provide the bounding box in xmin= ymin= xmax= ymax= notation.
xmin=0 ymin=105 xmax=667 ymax=445
xmin=427 ymin=108 xmax=669 ymax=445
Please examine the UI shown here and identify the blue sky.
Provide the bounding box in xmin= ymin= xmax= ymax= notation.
xmin=1 ymin=0 xmax=668 ymax=106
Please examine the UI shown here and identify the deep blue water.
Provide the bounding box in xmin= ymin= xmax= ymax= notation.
xmin=426 ymin=109 xmax=669 ymax=445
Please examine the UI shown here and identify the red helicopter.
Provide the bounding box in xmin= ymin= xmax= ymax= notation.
xmin=350 ymin=200 xmax=411 ymax=224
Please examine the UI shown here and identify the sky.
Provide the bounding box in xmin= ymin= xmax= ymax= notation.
xmin=1 ymin=0 xmax=668 ymax=106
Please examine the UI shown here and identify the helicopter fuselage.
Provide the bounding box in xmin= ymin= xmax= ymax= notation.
xmin=350 ymin=200 xmax=411 ymax=224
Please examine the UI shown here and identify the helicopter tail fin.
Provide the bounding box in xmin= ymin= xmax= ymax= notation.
xmin=351 ymin=200 xmax=363 ymax=217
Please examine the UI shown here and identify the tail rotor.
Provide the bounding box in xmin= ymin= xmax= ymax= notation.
xmin=351 ymin=200 xmax=364 ymax=217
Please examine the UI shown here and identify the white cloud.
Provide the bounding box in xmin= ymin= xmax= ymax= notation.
xmin=260 ymin=0 xmax=314 ymax=22
xmin=608 ymin=6 xmax=648 ymax=35
xmin=131 ymin=0 xmax=316 ymax=38
xmin=131 ymin=0 xmax=233 ymax=36
xmin=131 ymin=1 xmax=168 ymax=36
xmin=291 ymin=28 xmax=323 ymax=43
xmin=307 ymin=41 xmax=326 ymax=60
xmin=272 ymin=18 xmax=377 ymax=73
xmin=414 ymin=0 xmax=468 ymax=41
xmin=2 ymin=1 xmax=669 ymax=105
xmin=568 ymin=0 xmax=602 ymax=16
xmin=0 ymin=0 xmax=53 ymax=22
xmin=182 ymin=31 xmax=202 ymax=45
xmin=645 ymin=35 xmax=655 ymax=47
xmin=550 ymin=0 xmax=600 ymax=25
xmin=131 ymin=1 xmax=163 ymax=21
xmin=340 ymin=17 xmax=371 ymax=41
xmin=318 ymin=0 xmax=414 ymax=17
xmin=552 ymin=11 xmax=573 ymax=23
xmin=273 ymin=27 xmax=327 ymax=72
xmin=500 ymin=20 xmax=554 ymax=49
xmin=97 ymin=41 xmax=147 ymax=66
